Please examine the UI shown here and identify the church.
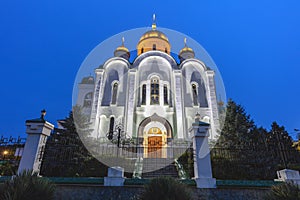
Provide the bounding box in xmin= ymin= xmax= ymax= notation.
xmin=76 ymin=17 xmax=220 ymax=159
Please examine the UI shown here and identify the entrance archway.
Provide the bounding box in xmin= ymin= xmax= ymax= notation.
xmin=137 ymin=114 xmax=173 ymax=158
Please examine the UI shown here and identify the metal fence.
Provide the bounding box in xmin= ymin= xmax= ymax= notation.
xmin=0 ymin=136 xmax=26 ymax=175
xmin=1 ymin=135 xmax=299 ymax=180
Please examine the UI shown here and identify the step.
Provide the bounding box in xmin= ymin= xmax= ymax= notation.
xmin=141 ymin=158 xmax=178 ymax=178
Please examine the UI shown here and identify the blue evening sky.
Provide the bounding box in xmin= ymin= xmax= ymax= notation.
xmin=0 ymin=1 xmax=299 ymax=139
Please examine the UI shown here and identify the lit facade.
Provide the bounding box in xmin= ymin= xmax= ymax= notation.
xmin=76 ymin=20 xmax=220 ymax=158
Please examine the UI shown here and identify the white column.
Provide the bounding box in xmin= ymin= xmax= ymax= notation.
xmin=91 ymin=69 xmax=104 ymax=121
xmin=205 ymin=70 xmax=220 ymax=140
xmin=174 ymin=71 xmax=184 ymax=139
xmin=18 ymin=111 xmax=54 ymax=175
xmin=99 ymin=115 xmax=106 ymax=138
xmin=146 ymin=81 xmax=150 ymax=106
xmin=125 ymin=70 xmax=136 ymax=138
xmin=191 ymin=114 xmax=216 ymax=188
xmin=159 ymin=82 xmax=164 ymax=106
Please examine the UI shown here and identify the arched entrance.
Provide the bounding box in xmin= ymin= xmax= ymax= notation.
xmin=137 ymin=114 xmax=173 ymax=158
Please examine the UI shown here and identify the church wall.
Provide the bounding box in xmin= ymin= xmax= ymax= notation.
xmin=180 ymin=60 xmax=219 ymax=139
xmin=89 ymin=58 xmax=129 ymax=139
xmin=132 ymin=55 xmax=180 ymax=141
xmin=83 ymin=49 xmax=220 ymax=141
xmin=77 ymin=83 xmax=94 ymax=116
xmin=101 ymin=60 xmax=128 ymax=106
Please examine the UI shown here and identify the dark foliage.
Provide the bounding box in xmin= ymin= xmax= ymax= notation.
xmin=212 ymin=99 xmax=300 ymax=180
xmin=41 ymin=105 xmax=108 ymax=177
xmin=139 ymin=177 xmax=191 ymax=200
xmin=265 ymin=182 xmax=300 ymax=200
xmin=0 ymin=170 xmax=55 ymax=200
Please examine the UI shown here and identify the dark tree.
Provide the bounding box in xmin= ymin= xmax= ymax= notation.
xmin=215 ymin=99 xmax=255 ymax=149
xmin=212 ymin=100 xmax=300 ymax=179
xmin=41 ymin=105 xmax=107 ymax=177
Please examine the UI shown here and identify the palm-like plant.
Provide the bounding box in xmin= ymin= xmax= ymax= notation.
xmin=1 ymin=170 xmax=55 ymax=200
xmin=265 ymin=182 xmax=300 ymax=200
xmin=139 ymin=177 xmax=191 ymax=200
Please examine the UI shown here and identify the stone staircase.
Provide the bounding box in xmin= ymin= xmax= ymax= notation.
xmin=141 ymin=158 xmax=178 ymax=178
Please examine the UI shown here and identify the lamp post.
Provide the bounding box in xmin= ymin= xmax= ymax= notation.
xmin=3 ymin=150 xmax=8 ymax=160
xmin=106 ymin=123 xmax=131 ymax=157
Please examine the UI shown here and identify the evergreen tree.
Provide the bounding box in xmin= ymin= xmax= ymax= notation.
xmin=215 ymin=99 xmax=255 ymax=149
xmin=266 ymin=122 xmax=299 ymax=169
xmin=41 ymin=105 xmax=107 ymax=177
xmin=212 ymin=100 xmax=300 ymax=179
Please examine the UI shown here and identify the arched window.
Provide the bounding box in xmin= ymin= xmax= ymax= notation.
xmin=151 ymin=77 xmax=159 ymax=105
xmin=111 ymin=82 xmax=118 ymax=105
xmin=192 ymin=83 xmax=198 ymax=106
xmin=153 ymin=44 xmax=156 ymax=50
xmin=83 ymin=92 xmax=93 ymax=107
xmin=165 ymin=48 xmax=168 ymax=53
xmin=141 ymin=48 xmax=144 ymax=53
xmin=141 ymin=84 xmax=146 ymax=105
xmin=108 ymin=117 xmax=115 ymax=140
xmin=163 ymin=85 xmax=168 ymax=105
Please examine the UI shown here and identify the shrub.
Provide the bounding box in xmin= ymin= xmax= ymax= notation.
xmin=265 ymin=182 xmax=300 ymax=200
xmin=1 ymin=170 xmax=55 ymax=200
xmin=139 ymin=177 xmax=191 ymax=200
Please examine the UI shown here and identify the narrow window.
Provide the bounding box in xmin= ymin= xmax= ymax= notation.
xmin=165 ymin=48 xmax=168 ymax=53
xmin=192 ymin=84 xmax=198 ymax=106
xmin=141 ymin=84 xmax=146 ymax=105
xmin=141 ymin=48 xmax=144 ymax=53
xmin=108 ymin=117 xmax=115 ymax=140
xmin=151 ymin=77 xmax=159 ymax=105
xmin=111 ymin=82 xmax=118 ymax=105
xmin=83 ymin=92 xmax=93 ymax=107
xmin=163 ymin=85 xmax=168 ymax=105
xmin=153 ymin=44 xmax=156 ymax=50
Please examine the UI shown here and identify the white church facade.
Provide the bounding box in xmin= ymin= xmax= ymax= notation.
xmin=76 ymin=19 xmax=220 ymax=158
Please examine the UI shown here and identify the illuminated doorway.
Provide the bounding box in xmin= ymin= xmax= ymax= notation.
xmin=147 ymin=127 xmax=163 ymax=158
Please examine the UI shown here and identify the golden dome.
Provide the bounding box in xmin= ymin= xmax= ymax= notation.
xmin=179 ymin=46 xmax=194 ymax=55
xmin=137 ymin=15 xmax=171 ymax=55
xmin=179 ymin=38 xmax=195 ymax=62
xmin=139 ymin=30 xmax=169 ymax=43
xmin=114 ymin=37 xmax=130 ymax=59
xmin=115 ymin=45 xmax=129 ymax=52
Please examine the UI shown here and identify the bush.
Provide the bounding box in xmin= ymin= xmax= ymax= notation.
xmin=265 ymin=182 xmax=300 ymax=200
xmin=0 ymin=170 xmax=55 ymax=200
xmin=139 ymin=177 xmax=191 ymax=200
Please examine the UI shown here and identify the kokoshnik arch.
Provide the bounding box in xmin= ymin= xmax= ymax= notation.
xmin=76 ymin=17 xmax=221 ymax=159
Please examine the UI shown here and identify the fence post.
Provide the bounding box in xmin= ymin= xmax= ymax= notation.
xmin=191 ymin=113 xmax=216 ymax=188
xmin=17 ymin=110 xmax=54 ymax=175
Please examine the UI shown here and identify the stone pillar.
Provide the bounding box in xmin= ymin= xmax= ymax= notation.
xmin=104 ymin=166 xmax=125 ymax=186
xmin=275 ymin=169 xmax=300 ymax=186
xmin=191 ymin=113 xmax=216 ymax=188
xmin=17 ymin=110 xmax=54 ymax=175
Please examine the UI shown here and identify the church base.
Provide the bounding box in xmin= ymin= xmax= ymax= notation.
xmin=194 ymin=177 xmax=216 ymax=188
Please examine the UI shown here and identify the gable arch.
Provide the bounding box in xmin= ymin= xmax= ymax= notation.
xmin=137 ymin=114 xmax=173 ymax=139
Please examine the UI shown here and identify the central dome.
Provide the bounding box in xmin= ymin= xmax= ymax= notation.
xmin=137 ymin=16 xmax=171 ymax=55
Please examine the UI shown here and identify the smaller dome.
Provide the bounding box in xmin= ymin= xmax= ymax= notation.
xmin=114 ymin=37 xmax=130 ymax=60
xmin=178 ymin=38 xmax=195 ymax=62
xmin=81 ymin=76 xmax=94 ymax=84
